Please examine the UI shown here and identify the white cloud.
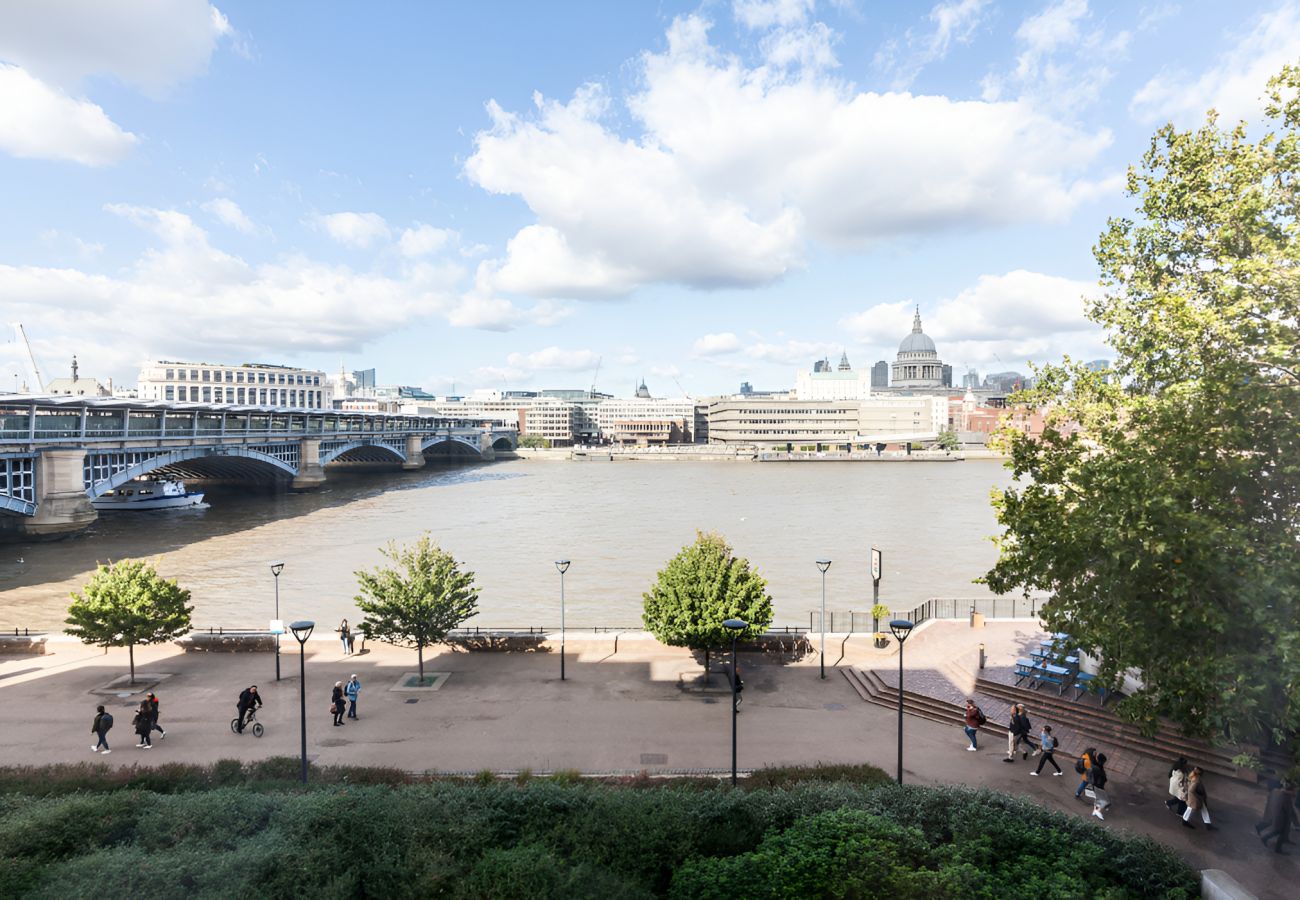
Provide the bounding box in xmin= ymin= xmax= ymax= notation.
xmin=875 ymin=0 xmax=989 ymax=89
xmin=398 ymin=223 xmax=455 ymax=257
xmin=733 ymin=0 xmax=816 ymax=30
xmin=744 ymin=339 xmax=841 ymax=366
xmin=761 ymin=22 xmax=839 ymax=70
xmin=505 ymin=347 xmax=601 ymax=371
xmin=0 ymin=0 xmax=232 ymax=95
xmin=839 ymin=270 xmax=1106 ymax=374
xmin=0 ymin=64 xmax=138 ymax=165
xmin=201 ymin=197 xmax=260 ymax=235
xmin=465 ymin=14 xmax=1111 ymax=301
xmin=692 ymin=332 xmax=743 ymax=356
xmin=1130 ymin=1 xmax=1300 ymax=125
xmin=312 ymin=211 xmax=392 ymax=249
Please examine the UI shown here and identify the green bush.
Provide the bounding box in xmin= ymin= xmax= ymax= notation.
xmin=0 ymin=770 xmax=1198 ymax=899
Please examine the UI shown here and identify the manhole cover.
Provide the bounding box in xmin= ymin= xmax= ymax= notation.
xmin=405 ymin=698 xmax=420 ymax=704
xmin=640 ymin=753 xmax=668 ymax=765
xmin=116 ymin=692 xmax=132 ymax=698
xmin=824 ymin=702 xmax=846 ymax=711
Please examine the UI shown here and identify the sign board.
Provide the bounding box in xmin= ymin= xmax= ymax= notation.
xmin=870 ymin=547 xmax=882 ymax=583
xmin=269 ymin=619 xmax=286 ymax=635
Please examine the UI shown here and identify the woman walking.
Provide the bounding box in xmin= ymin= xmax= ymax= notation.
xmin=1090 ymin=752 xmax=1111 ymax=820
xmin=133 ymin=700 xmax=153 ymax=749
xmin=331 ymin=681 xmax=346 ymax=726
xmin=1074 ymin=747 xmax=1096 ymax=800
xmin=1031 ymin=725 xmax=1061 ymax=775
xmin=1165 ymin=757 xmax=1189 ymax=815
xmin=1181 ymin=767 xmax=1217 ymax=830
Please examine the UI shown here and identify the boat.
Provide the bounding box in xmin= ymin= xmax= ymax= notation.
xmin=92 ymin=478 xmax=205 ymax=511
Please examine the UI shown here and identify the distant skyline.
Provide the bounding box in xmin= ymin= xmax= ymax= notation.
xmin=3 ymin=1 xmax=1299 ymax=398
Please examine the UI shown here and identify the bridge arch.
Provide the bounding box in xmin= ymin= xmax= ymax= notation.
xmin=492 ymin=436 xmax=516 ymax=451
xmin=420 ymin=436 xmax=485 ymax=459
xmin=319 ymin=440 xmax=407 ymax=466
xmin=85 ymin=446 xmax=298 ymax=498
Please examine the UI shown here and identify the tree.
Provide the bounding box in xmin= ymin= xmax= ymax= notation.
xmin=984 ymin=66 xmax=1300 ymax=763
xmin=518 ymin=434 xmax=549 ymax=449
xmin=66 ymin=559 xmax=194 ymax=684
xmin=642 ymin=532 xmax=773 ymax=677
xmin=355 ymin=534 xmax=479 ymax=682
xmin=935 ymin=430 xmax=960 ymax=451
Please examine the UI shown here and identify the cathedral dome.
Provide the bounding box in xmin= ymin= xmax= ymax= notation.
xmin=898 ymin=330 xmax=936 ymax=354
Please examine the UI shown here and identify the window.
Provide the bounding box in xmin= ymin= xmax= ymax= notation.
xmin=279 ymin=374 xmax=286 ymax=384
xmin=236 ymin=371 xmax=244 ymax=383
xmin=164 ymin=386 xmax=174 ymax=400
xmin=237 ymin=387 xmax=245 ymax=403
xmin=259 ymin=389 xmax=267 ymax=404
xmin=165 ymin=368 xmax=174 ymax=379
xmin=177 ymin=370 xmax=187 ymax=381
xmin=203 ymin=370 xmax=211 ymax=382
xmin=203 ymin=387 xmax=212 ymax=402
xmin=313 ymin=376 xmax=320 ymax=385
xmin=225 ymin=371 xmax=234 ymax=383
xmin=191 ymin=370 xmax=199 ymax=380
xmin=258 ymin=373 xmax=266 ymax=384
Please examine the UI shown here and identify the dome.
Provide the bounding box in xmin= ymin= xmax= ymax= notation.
xmin=897 ymin=308 xmax=936 ymax=355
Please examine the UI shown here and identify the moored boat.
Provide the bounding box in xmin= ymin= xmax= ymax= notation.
xmin=92 ymin=478 xmax=205 ymax=511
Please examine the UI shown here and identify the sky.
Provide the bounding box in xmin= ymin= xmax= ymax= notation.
xmin=2 ymin=0 xmax=1299 ymax=399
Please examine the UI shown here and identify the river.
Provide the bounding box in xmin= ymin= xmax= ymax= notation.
xmin=0 ymin=458 xmax=1016 ymax=631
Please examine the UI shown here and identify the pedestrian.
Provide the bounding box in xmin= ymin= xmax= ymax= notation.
xmin=1004 ymin=705 xmax=1031 ymax=762
xmin=236 ymin=685 xmax=261 ymax=733
xmin=1090 ymin=751 xmax=1111 ymax=820
xmin=1165 ymin=756 xmax=1189 ymax=815
xmin=1031 ymin=724 xmax=1062 ymax=775
xmin=1013 ymin=705 xmax=1036 ymax=758
xmin=331 ymin=681 xmax=345 ymax=726
xmin=345 ymin=674 xmax=361 ymax=719
xmin=133 ymin=700 xmax=153 ymax=749
xmin=337 ymin=618 xmax=351 ymax=655
xmin=1181 ymin=767 xmax=1217 ymax=830
xmin=1256 ymin=780 xmax=1298 ymax=852
xmin=1074 ymin=747 xmax=1096 ymax=800
xmin=90 ymin=704 xmax=113 ymax=754
xmin=963 ymin=699 xmax=985 ymax=751
xmin=146 ymin=692 xmax=166 ymax=740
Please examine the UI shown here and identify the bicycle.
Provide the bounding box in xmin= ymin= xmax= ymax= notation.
xmin=231 ymin=708 xmax=264 ymax=738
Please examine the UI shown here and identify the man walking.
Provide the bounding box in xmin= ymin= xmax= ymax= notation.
xmin=90 ymin=704 xmax=113 ymax=754
xmin=1031 ymin=724 xmax=1062 ymax=776
xmin=345 ymin=674 xmax=361 ymax=719
xmin=236 ymin=685 xmax=261 ymax=733
xmin=1005 ymin=705 xmax=1032 ymax=762
xmin=963 ymin=699 xmax=984 ymax=751
xmin=1256 ymin=780 xmax=1298 ymax=852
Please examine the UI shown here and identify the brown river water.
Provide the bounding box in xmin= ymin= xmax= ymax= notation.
xmin=0 ymin=458 xmax=1015 ymax=631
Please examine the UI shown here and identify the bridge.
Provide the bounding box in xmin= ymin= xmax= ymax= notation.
xmin=0 ymin=395 xmax=517 ymax=538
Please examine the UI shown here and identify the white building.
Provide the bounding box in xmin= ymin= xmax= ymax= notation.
xmin=794 ymin=352 xmax=872 ymax=400
xmin=137 ymin=360 xmax=330 ymax=408
xmin=594 ymin=396 xmax=697 ymax=442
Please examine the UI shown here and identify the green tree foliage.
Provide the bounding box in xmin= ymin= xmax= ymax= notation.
xmin=355 ymin=534 xmax=479 ymax=681
xmin=517 ymin=434 xmax=549 ymax=448
xmin=985 ymin=66 xmax=1300 ymax=757
xmin=66 ymin=559 xmax=194 ymax=684
xmin=642 ymin=532 xmax=773 ymax=673
xmin=935 ymin=430 xmax=960 ymax=451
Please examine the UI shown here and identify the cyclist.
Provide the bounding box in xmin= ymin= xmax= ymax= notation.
xmin=236 ymin=685 xmax=262 ymax=733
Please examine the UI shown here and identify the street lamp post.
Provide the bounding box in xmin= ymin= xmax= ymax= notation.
xmin=289 ymin=620 xmax=314 ymax=784
xmin=723 ymin=618 xmax=747 ymax=786
xmin=555 ymin=560 xmax=570 ymax=681
xmin=270 ymin=562 xmax=284 ymax=681
xmin=815 ymin=559 xmax=831 ymax=679
xmin=889 ymin=618 xmax=915 ymax=784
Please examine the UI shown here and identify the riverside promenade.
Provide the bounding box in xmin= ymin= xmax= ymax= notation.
xmin=1 ymin=621 xmax=1291 ymax=899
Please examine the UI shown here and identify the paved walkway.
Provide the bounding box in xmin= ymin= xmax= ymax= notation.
xmin=1 ymin=628 xmax=1292 ymax=900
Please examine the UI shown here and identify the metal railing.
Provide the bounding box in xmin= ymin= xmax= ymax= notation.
xmin=808 ymin=596 xmax=1049 ymax=632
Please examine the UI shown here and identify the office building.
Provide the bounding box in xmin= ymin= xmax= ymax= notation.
xmin=137 ymin=360 xmax=329 ymax=408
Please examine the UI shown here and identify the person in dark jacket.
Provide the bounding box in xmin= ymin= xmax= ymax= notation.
xmin=1256 ymin=781 xmax=1298 ymax=852
xmin=146 ymin=692 xmax=165 ymax=740
xmin=133 ymin=700 xmax=153 ymax=749
xmin=1090 ymin=751 xmax=1111 ymax=820
xmin=91 ymin=705 xmax=113 ymax=754
xmin=236 ymin=685 xmax=261 ymax=733
xmin=331 ymin=682 xmax=346 ymax=726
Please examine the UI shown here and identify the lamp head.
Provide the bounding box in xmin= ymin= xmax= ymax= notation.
xmin=555 ymin=559 xmax=570 ymax=574
xmin=815 ymin=558 xmax=832 ymax=573
xmin=270 ymin=561 xmax=285 ymax=577
xmin=289 ymin=620 xmax=315 ymax=644
xmin=723 ymin=618 xmax=747 ymax=632
xmin=889 ymin=619 xmax=915 ymax=643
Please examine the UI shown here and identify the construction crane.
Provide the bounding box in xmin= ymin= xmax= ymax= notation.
xmin=672 ymin=375 xmax=692 ymax=400
xmin=12 ymin=323 xmax=45 ymax=393
xmin=589 ymin=356 xmax=602 ymax=394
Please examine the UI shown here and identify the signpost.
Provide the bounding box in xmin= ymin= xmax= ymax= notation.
xmin=871 ymin=546 xmax=882 ymax=607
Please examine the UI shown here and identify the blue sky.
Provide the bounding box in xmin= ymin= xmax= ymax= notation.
xmin=2 ymin=0 xmax=1298 ymax=398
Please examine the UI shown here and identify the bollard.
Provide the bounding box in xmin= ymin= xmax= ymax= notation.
xmin=978 ymin=643 xmax=986 ymax=669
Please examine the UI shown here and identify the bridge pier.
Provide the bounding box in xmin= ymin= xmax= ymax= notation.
xmin=25 ymin=449 xmax=97 ymax=538
xmin=403 ymin=435 xmax=427 ymax=470
xmin=291 ymin=438 xmax=327 ymax=490
xmin=478 ymin=433 xmax=496 ymax=461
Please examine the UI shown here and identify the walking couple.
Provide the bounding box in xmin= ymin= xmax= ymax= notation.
xmin=331 ymin=675 xmax=361 ymax=726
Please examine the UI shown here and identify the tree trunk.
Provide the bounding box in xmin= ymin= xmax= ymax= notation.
xmin=128 ymin=643 xmax=135 ymax=685
xmin=704 ymin=647 xmax=710 ymax=683
xmin=418 ymin=642 xmax=424 ymax=683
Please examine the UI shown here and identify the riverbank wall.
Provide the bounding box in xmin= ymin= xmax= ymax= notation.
xmin=514 ymin=447 xmax=1008 ymax=462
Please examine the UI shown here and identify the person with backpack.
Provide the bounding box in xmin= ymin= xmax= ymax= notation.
xmin=1074 ymin=747 xmax=1096 ymax=799
xmin=1031 ymin=724 xmax=1062 ymax=775
xmin=1165 ymin=756 xmax=1189 ymax=815
xmin=133 ymin=700 xmax=154 ymax=749
xmin=146 ymin=692 xmax=165 ymax=740
xmin=345 ymin=674 xmax=361 ymax=719
xmin=963 ymin=699 xmax=985 ymax=751
xmin=91 ymin=704 xmax=113 ymax=754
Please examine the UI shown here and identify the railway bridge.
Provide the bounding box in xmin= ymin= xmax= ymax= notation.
xmin=0 ymin=396 xmax=517 ymax=538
